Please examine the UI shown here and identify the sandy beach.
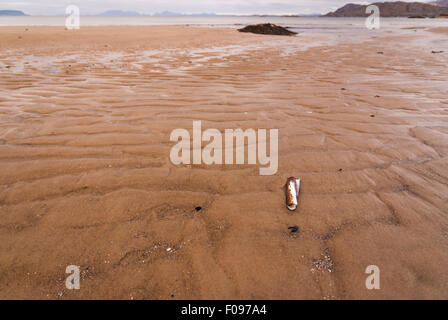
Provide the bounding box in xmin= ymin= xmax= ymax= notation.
xmin=0 ymin=25 xmax=448 ymax=299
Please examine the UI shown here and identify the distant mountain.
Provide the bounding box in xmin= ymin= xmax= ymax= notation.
xmin=153 ymin=11 xmax=217 ymax=16
xmin=154 ymin=11 xmax=182 ymax=16
xmin=434 ymin=0 xmax=448 ymax=6
xmin=188 ymin=13 xmax=217 ymax=17
xmin=98 ymin=10 xmax=144 ymax=16
xmin=325 ymin=1 xmax=448 ymax=17
xmin=0 ymin=10 xmax=26 ymax=16
xmin=298 ymin=13 xmax=322 ymax=17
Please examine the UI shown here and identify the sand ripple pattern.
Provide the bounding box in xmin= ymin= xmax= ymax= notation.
xmin=0 ymin=26 xmax=448 ymax=299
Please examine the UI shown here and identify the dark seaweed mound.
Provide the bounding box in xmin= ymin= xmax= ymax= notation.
xmin=238 ymin=23 xmax=297 ymax=36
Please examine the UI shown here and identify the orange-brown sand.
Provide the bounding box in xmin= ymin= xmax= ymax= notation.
xmin=0 ymin=26 xmax=448 ymax=299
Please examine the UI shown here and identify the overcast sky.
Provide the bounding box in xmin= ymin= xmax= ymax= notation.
xmin=1 ymin=0 xmax=433 ymax=15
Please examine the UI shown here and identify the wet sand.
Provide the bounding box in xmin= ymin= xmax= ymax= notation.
xmin=0 ymin=26 xmax=448 ymax=299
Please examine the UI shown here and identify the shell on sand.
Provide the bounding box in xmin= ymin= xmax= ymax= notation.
xmin=285 ymin=177 xmax=301 ymax=211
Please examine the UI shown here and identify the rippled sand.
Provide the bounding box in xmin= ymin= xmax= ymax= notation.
xmin=0 ymin=26 xmax=448 ymax=299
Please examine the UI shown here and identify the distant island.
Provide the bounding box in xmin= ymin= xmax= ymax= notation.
xmin=153 ymin=11 xmax=217 ymax=17
xmin=95 ymin=10 xmax=316 ymax=17
xmin=98 ymin=10 xmax=145 ymax=16
xmin=0 ymin=10 xmax=26 ymax=16
xmin=95 ymin=10 xmax=218 ymax=17
xmin=7 ymin=3 xmax=448 ymax=19
xmin=325 ymin=1 xmax=448 ymax=18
